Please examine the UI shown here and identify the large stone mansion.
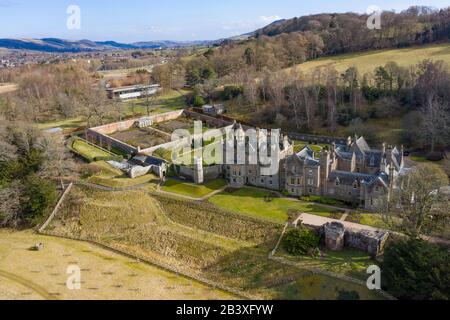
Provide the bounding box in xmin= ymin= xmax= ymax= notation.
xmin=226 ymin=127 xmax=404 ymax=211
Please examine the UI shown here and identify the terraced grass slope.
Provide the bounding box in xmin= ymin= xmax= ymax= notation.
xmin=47 ymin=186 xmax=384 ymax=300
xmin=284 ymin=43 xmax=450 ymax=76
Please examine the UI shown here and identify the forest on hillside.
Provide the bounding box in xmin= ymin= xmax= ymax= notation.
xmin=149 ymin=7 xmax=450 ymax=158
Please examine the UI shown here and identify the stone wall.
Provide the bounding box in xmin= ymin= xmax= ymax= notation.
xmin=302 ymin=221 xmax=389 ymax=258
xmin=286 ymin=132 xmax=346 ymax=145
xmin=87 ymin=129 xmax=138 ymax=155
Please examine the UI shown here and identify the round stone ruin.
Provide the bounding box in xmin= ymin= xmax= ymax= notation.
xmin=324 ymin=222 xmax=345 ymax=251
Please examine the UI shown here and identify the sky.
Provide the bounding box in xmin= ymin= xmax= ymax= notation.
xmin=0 ymin=0 xmax=449 ymax=42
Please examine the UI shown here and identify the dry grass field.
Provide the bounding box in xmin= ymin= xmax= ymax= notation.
xmin=0 ymin=83 xmax=18 ymax=94
xmin=0 ymin=230 xmax=234 ymax=300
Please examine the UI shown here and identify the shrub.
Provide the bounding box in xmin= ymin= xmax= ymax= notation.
xmin=382 ymin=239 xmax=450 ymax=300
xmin=221 ymin=85 xmax=243 ymax=100
xmin=301 ymin=195 xmax=346 ymax=207
xmin=337 ymin=290 xmax=360 ymax=300
xmin=80 ymin=164 xmax=102 ymax=179
xmin=193 ymin=95 xmax=206 ymax=107
xmin=22 ymin=174 xmax=57 ymax=226
xmin=93 ymin=155 xmax=124 ymax=162
xmin=282 ymin=228 xmax=320 ymax=256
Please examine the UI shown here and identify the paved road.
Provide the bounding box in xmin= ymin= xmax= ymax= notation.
xmin=295 ymin=213 xmax=382 ymax=232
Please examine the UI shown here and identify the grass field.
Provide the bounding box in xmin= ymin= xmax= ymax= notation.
xmin=0 ymin=230 xmax=233 ymax=300
xmin=46 ymin=186 xmax=383 ymax=300
xmin=71 ymin=139 xmax=112 ymax=161
xmin=36 ymin=90 xmax=190 ymax=133
xmin=162 ymin=178 xmax=227 ymax=198
xmin=123 ymin=89 xmax=190 ymax=116
xmin=350 ymin=214 xmax=387 ymax=229
xmin=279 ymin=248 xmax=375 ymax=281
xmin=285 ymin=43 xmax=450 ymax=76
xmin=209 ymin=187 xmax=338 ymax=224
xmin=293 ymin=141 xmax=329 ymax=154
xmin=98 ymin=65 xmax=154 ymax=80
xmin=37 ymin=117 xmax=85 ymax=131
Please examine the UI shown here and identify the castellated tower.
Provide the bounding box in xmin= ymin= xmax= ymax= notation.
xmin=194 ymin=157 xmax=204 ymax=184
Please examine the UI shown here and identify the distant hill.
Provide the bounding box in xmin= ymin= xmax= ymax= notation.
xmin=0 ymin=38 xmax=214 ymax=52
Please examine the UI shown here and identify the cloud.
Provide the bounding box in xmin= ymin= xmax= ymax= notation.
xmin=0 ymin=0 xmax=18 ymax=7
xmin=260 ymin=15 xmax=281 ymax=23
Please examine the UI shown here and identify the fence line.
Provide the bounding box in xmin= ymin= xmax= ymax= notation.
xmin=36 ymin=182 xmax=255 ymax=300
xmin=38 ymin=182 xmax=74 ymax=233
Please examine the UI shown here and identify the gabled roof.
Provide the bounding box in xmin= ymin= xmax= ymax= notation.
xmin=132 ymin=155 xmax=166 ymax=167
xmin=298 ymin=146 xmax=315 ymax=159
xmin=355 ymin=136 xmax=370 ymax=154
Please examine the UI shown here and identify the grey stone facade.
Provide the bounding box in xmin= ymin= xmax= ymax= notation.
xmin=221 ymin=133 xmax=404 ymax=211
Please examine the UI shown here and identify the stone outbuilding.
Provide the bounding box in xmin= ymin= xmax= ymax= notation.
xmin=324 ymin=222 xmax=345 ymax=251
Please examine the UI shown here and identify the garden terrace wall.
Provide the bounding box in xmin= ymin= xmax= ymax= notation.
xmin=87 ymin=129 xmax=138 ymax=155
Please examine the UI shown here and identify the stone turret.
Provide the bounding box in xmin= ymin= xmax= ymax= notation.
xmin=324 ymin=222 xmax=345 ymax=251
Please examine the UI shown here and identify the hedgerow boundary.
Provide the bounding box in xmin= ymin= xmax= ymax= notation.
xmin=37 ymin=183 xmax=255 ymax=300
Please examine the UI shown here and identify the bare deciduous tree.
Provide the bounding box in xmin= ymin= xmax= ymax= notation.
xmin=383 ymin=164 xmax=450 ymax=238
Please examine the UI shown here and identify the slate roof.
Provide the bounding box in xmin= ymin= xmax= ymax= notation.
xmin=328 ymin=170 xmax=389 ymax=189
xmin=286 ymin=146 xmax=320 ymax=173
xmin=131 ymin=155 xmax=166 ymax=167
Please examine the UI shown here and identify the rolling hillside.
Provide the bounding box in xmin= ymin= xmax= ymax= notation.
xmin=284 ymin=43 xmax=450 ymax=76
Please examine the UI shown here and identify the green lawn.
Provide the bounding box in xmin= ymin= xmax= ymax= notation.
xmin=123 ymin=89 xmax=190 ymax=116
xmin=281 ymin=248 xmax=375 ymax=281
xmin=38 ymin=117 xmax=85 ymax=131
xmin=293 ymin=141 xmax=329 ymax=154
xmin=209 ymin=187 xmax=338 ymax=225
xmin=162 ymin=178 xmax=227 ymax=198
xmin=72 ymin=139 xmax=112 ymax=161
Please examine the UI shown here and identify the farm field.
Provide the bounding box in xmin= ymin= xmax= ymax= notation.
xmin=0 ymin=230 xmax=233 ymax=300
xmin=161 ymin=178 xmax=227 ymax=198
xmin=284 ymin=43 xmax=450 ymax=76
xmin=45 ymin=186 xmax=382 ymax=300
xmin=209 ymin=187 xmax=340 ymax=225
xmin=98 ymin=65 xmax=154 ymax=80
